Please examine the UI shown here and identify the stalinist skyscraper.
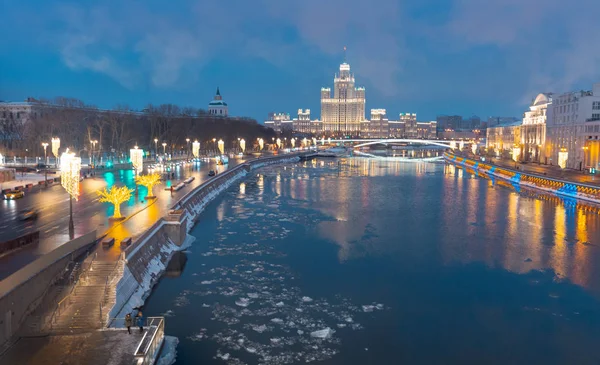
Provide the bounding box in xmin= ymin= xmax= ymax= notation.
xmin=320 ymin=47 xmax=366 ymax=136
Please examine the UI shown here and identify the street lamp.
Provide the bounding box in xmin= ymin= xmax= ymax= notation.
xmin=583 ymin=146 xmax=589 ymax=171
xmin=51 ymin=137 xmax=60 ymax=167
xmin=130 ymin=146 xmax=144 ymax=195
xmin=212 ymin=138 xmax=216 ymax=156
xmin=154 ymin=138 xmax=158 ymax=159
xmin=192 ymin=140 xmax=200 ymax=158
xmin=90 ymin=140 xmax=98 ymax=168
xmin=42 ymin=142 xmax=49 ymax=185
xmin=186 ymin=138 xmax=190 ymax=157
xmin=162 ymin=142 xmax=167 ymax=155
xmin=60 ymin=151 xmax=81 ymax=239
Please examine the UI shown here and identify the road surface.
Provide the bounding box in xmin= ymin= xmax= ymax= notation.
xmin=0 ymin=157 xmax=244 ymax=280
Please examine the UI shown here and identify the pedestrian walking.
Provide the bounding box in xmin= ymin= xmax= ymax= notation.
xmin=124 ymin=313 xmax=133 ymax=334
xmin=136 ymin=311 xmax=144 ymax=333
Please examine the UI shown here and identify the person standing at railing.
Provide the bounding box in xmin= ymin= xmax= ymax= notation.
xmin=124 ymin=313 xmax=133 ymax=334
xmin=136 ymin=310 xmax=144 ymax=333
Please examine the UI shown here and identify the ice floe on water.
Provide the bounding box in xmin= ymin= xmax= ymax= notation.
xmin=178 ymin=166 xmax=388 ymax=364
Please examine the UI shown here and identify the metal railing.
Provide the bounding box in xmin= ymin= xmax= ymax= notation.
xmin=99 ymin=255 xmax=125 ymax=327
xmin=133 ymin=317 xmax=165 ymax=365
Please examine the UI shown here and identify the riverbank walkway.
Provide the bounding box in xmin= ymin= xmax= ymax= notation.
xmin=472 ymin=155 xmax=600 ymax=187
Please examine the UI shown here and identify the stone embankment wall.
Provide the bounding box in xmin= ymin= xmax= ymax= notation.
xmin=109 ymin=154 xmax=304 ymax=323
xmin=444 ymin=153 xmax=600 ymax=204
xmin=0 ymin=231 xmax=97 ymax=346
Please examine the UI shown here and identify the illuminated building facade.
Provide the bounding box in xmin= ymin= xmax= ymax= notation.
xmin=320 ymin=57 xmax=366 ymax=136
xmin=520 ymin=93 xmax=552 ymax=162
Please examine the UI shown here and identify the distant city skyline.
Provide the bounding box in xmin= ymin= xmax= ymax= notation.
xmin=2 ymin=0 xmax=600 ymax=123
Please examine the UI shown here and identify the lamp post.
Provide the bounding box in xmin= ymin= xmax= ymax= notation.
xmin=583 ymin=146 xmax=589 ymax=171
xmin=130 ymin=146 xmax=144 ymax=196
xmin=212 ymin=138 xmax=216 ymax=156
xmin=186 ymin=138 xmax=190 ymax=158
xmin=60 ymin=151 xmax=81 ymax=239
xmin=90 ymin=140 xmax=98 ymax=168
xmin=51 ymin=137 xmax=60 ymax=167
xmin=154 ymin=138 xmax=158 ymax=159
xmin=42 ymin=142 xmax=49 ymax=185
xmin=162 ymin=142 xmax=167 ymax=155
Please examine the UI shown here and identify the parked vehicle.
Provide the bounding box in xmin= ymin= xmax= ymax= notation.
xmin=208 ymin=170 xmax=216 ymax=176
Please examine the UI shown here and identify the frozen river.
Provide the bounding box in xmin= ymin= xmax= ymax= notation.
xmin=144 ymin=158 xmax=600 ymax=364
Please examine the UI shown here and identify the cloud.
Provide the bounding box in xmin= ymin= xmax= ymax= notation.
xmin=445 ymin=0 xmax=600 ymax=97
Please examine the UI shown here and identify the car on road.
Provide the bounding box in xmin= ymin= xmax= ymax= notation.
xmin=17 ymin=209 xmax=38 ymax=221
xmin=208 ymin=170 xmax=216 ymax=176
xmin=4 ymin=190 xmax=24 ymax=200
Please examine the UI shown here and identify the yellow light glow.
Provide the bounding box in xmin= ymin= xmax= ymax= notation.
xmin=60 ymin=152 xmax=81 ymax=200
xmin=258 ymin=138 xmax=264 ymax=150
xmin=312 ymin=137 xmax=317 ymax=146
xmin=52 ymin=137 xmax=60 ymax=159
xmin=97 ymin=186 xmax=134 ymax=218
xmin=130 ymin=147 xmax=144 ymax=176
xmin=276 ymin=138 xmax=282 ymax=149
xmin=136 ymin=173 xmax=161 ymax=198
xmin=192 ymin=140 xmax=200 ymax=157
xmin=291 ymin=138 xmax=296 ymax=148
xmin=239 ymin=139 xmax=245 ymax=153
xmin=218 ymin=139 xmax=224 ymax=154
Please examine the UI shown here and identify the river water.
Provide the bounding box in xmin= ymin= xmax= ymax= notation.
xmin=144 ymin=157 xmax=600 ymax=365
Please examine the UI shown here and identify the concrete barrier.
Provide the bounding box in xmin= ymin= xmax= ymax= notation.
xmin=0 ymin=231 xmax=39 ymax=256
xmin=0 ymin=230 xmax=97 ymax=347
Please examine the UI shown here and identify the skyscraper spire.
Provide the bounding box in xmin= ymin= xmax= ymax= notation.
xmin=343 ymin=46 xmax=347 ymax=63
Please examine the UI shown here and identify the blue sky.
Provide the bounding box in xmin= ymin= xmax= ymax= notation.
xmin=1 ymin=0 xmax=600 ymax=123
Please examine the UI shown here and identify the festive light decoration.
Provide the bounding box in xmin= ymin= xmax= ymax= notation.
xmin=512 ymin=146 xmax=521 ymax=162
xmin=240 ymin=139 xmax=246 ymax=153
xmin=471 ymin=143 xmax=477 ymax=155
xmin=276 ymin=138 xmax=282 ymax=149
xmin=327 ymin=137 xmax=331 ymax=145
xmin=136 ymin=173 xmax=161 ymax=198
xmin=218 ymin=139 xmax=224 ymax=155
xmin=312 ymin=137 xmax=317 ymax=146
xmin=192 ymin=140 xmax=200 ymax=158
xmin=459 ymin=141 xmax=465 ymax=150
xmin=450 ymin=141 xmax=457 ymax=150
xmin=291 ymin=138 xmax=296 ymax=148
xmin=321 ymin=137 xmax=325 ymax=145
xmin=60 ymin=151 xmax=81 ymax=199
xmin=97 ymin=186 xmax=134 ymax=219
xmin=52 ymin=138 xmax=60 ymax=160
xmin=258 ymin=138 xmax=264 ymax=150
xmin=130 ymin=146 xmax=144 ymax=176
xmin=302 ymin=138 xmax=308 ymax=147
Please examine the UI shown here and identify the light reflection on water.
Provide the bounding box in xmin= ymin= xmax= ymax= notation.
xmin=143 ymin=158 xmax=600 ymax=364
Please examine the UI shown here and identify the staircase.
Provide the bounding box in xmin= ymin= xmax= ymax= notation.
xmin=49 ymin=261 xmax=121 ymax=334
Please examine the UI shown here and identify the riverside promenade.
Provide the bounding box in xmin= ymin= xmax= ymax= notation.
xmin=445 ymin=152 xmax=600 ymax=206
xmin=0 ymin=151 xmax=313 ymax=365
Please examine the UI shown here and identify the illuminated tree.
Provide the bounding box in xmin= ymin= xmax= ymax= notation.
xmin=97 ymin=186 xmax=134 ymax=219
xmin=136 ymin=173 xmax=161 ymax=198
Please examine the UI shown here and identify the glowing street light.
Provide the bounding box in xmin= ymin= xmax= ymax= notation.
xmin=90 ymin=140 xmax=98 ymax=167
xmin=291 ymin=138 xmax=296 ymax=148
xmin=218 ymin=139 xmax=224 ymax=155
xmin=130 ymin=146 xmax=144 ymax=177
xmin=186 ymin=138 xmax=190 ymax=157
xmin=60 ymin=151 xmax=81 ymax=238
xmin=154 ymin=138 xmax=158 ymax=158
xmin=276 ymin=138 xmax=281 ymax=149
xmin=51 ymin=137 xmax=60 ymax=166
xmin=162 ymin=142 xmax=167 ymax=154
xmin=258 ymin=138 xmax=264 ymax=151
xmin=239 ymin=139 xmax=246 ymax=153
xmin=42 ymin=142 xmax=49 ymax=185
xmin=192 ymin=140 xmax=200 ymax=158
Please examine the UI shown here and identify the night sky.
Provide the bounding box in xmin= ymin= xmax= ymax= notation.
xmin=2 ymin=0 xmax=599 ymax=122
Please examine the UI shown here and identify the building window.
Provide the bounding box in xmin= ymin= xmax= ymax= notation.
xmin=593 ymin=101 xmax=600 ymax=110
